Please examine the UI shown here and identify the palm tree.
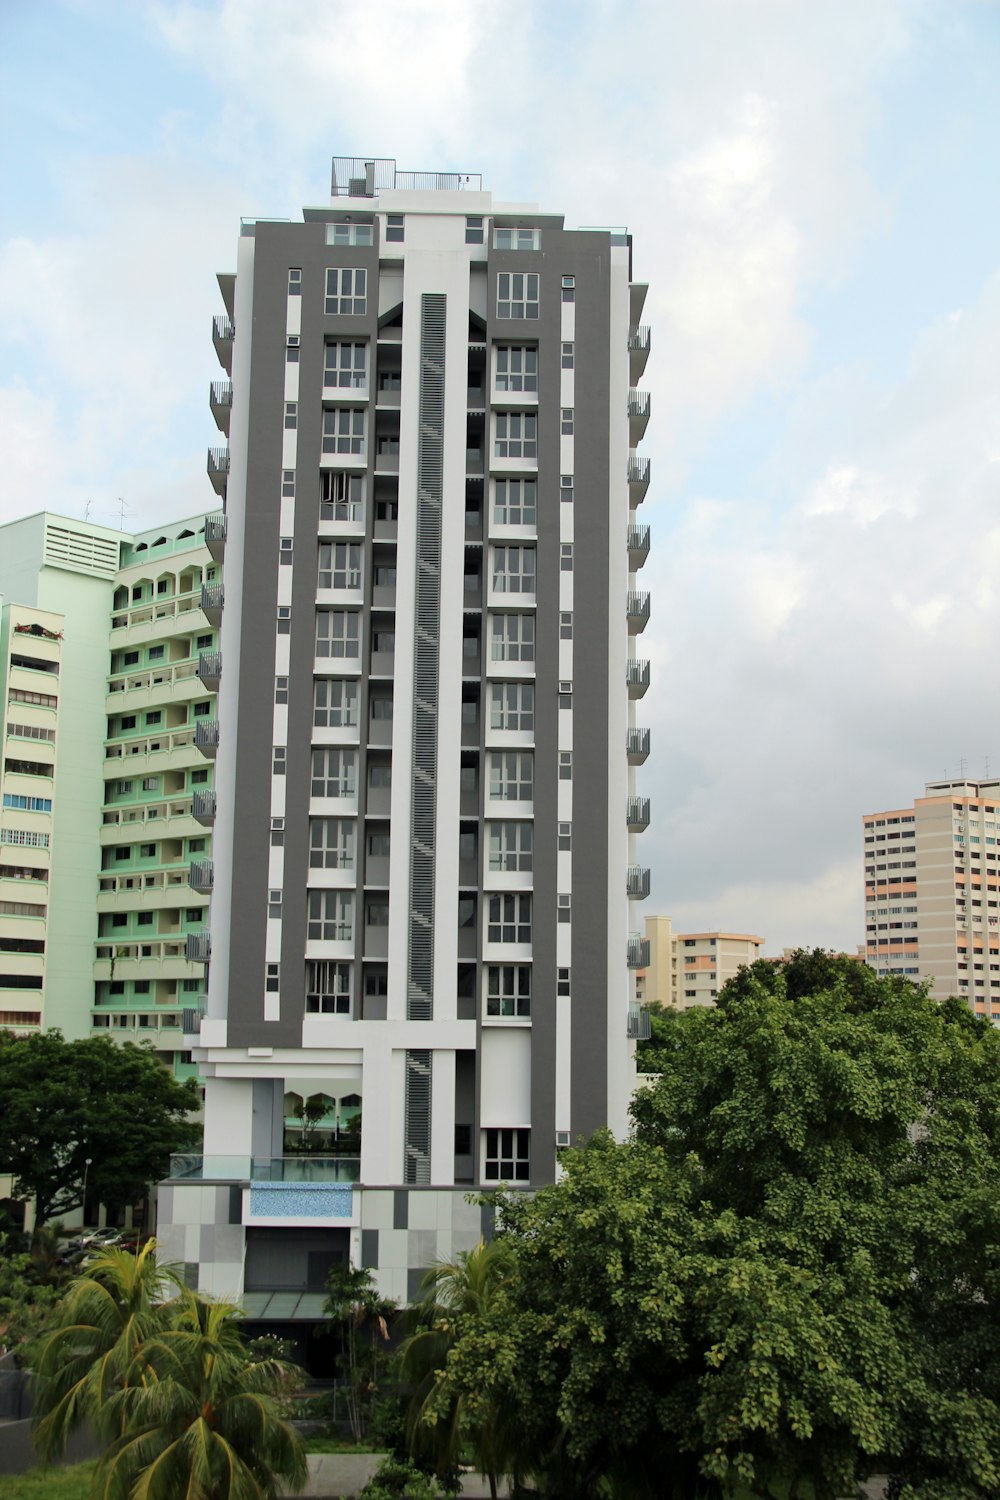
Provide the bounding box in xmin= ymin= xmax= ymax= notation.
xmin=398 ymin=1238 xmax=516 ymax=1500
xmin=33 ymin=1239 xmax=180 ymax=1461
xmin=90 ymin=1290 xmax=307 ymax=1500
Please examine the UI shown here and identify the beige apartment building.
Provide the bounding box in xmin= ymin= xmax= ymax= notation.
xmin=636 ymin=915 xmax=763 ymax=1009
xmin=864 ymin=777 xmax=1000 ymax=1018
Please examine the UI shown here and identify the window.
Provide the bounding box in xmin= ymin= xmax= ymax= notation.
xmin=492 ymin=545 xmax=536 ymax=595
xmin=270 ymin=817 xmax=284 ymax=847
xmin=488 ymin=893 xmax=532 ymax=944
xmin=490 ymin=682 xmax=534 ymax=731
xmin=497 ymin=272 xmax=539 ymax=320
xmin=557 ymin=967 xmax=570 ymax=997
xmin=558 ymin=894 xmax=571 ymax=924
xmin=369 ymin=762 xmax=392 ymax=789
xmin=286 ymin=337 xmax=300 ymax=363
xmin=494 ymin=411 xmax=537 ymax=459
xmin=314 ymin=678 xmax=359 ymax=728
xmin=494 ymin=227 xmax=540 ymax=250
xmin=318 ymin=542 xmax=362 ymax=590
xmin=558 ymin=822 xmax=572 ymax=851
xmin=495 ymin=346 xmax=538 ymax=393
xmin=322 ymin=408 xmax=365 ymax=454
xmin=489 ymin=822 xmax=532 ymax=872
xmin=561 ymin=275 xmax=575 ymax=302
xmin=288 ymin=268 xmax=302 ymax=295
xmin=311 ymin=748 xmax=357 ymax=798
xmin=321 ymin=471 xmax=364 ymax=522
xmin=366 ymin=899 xmax=390 ymax=926
xmin=268 ymin=889 xmax=282 ymax=918
xmin=465 ymin=215 xmax=484 ymax=245
xmin=561 ymin=408 xmax=574 ymax=435
xmin=559 ymin=751 xmax=572 ymax=781
xmin=368 ymin=831 xmax=391 ymax=857
xmin=561 ymin=342 xmax=574 ymax=369
xmin=148 ymin=643 xmax=165 ymax=659
xmin=279 ymin=537 xmax=293 ymax=564
xmin=370 ymin=694 xmax=393 ymax=721
xmin=284 ymin=402 xmax=298 ymax=429
xmin=275 ymin=676 xmax=288 ymax=704
xmin=493 ymin=478 xmax=536 ymax=527
xmin=484 ymin=1127 xmax=530 ymax=1181
xmin=458 ymin=895 xmax=476 ymax=930
xmin=306 ymin=960 xmax=351 ymax=1014
xmin=325 ymin=342 xmax=367 ymax=388
xmin=325 ymin=266 xmax=367 ymax=315
xmin=282 ymin=470 xmax=296 ymax=498
xmin=119 ymin=715 xmax=137 ymax=732
xmin=266 ymin=962 xmax=280 ymax=993
xmin=2 ymin=794 xmax=52 ymax=814
xmin=309 ymin=818 xmax=355 ymax=869
xmin=560 ymin=612 xmax=573 ymax=640
xmin=326 ymin=222 xmax=374 ymax=246
xmin=277 ymin=607 xmax=291 ymax=634
xmin=489 ymin=751 xmax=533 ymax=802
xmin=385 ymin=213 xmax=404 ymax=242
xmin=145 ymin=711 xmax=161 ymax=726
xmin=316 ymin=611 xmax=360 ymax=659
xmin=307 ymin=890 xmax=353 ymax=941
xmin=561 ymin=543 xmax=574 ymax=571
xmin=487 ymin=965 xmax=531 ymax=1017
xmin=560 ymin=475 xmax=573 ymax=501
xmin=491 ymin=614 xmax=535 ymax=663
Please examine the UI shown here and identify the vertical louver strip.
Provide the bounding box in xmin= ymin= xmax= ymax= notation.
xmin=404 ymin=1049 xmax=433 ymax=1185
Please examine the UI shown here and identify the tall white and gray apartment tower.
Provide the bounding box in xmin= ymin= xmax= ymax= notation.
xmin=159 ymin=158 xmax=653 ymax=1332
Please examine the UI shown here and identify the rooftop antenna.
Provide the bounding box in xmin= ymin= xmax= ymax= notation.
xmin=959 ymin=756 xmax=967 ymax=779
xmin=116 ymin=497 xmax=131 ymax=530
xmin=83 ymin=499 xmax=92 ymax=521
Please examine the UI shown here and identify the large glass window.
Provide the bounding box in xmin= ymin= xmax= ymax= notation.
xmin=490 ymin=615 xmax=535 ymax=663
xmin=488 ymin=822 xmax=533 ymax=872
xmin=487 ymin=893 xmax=532 ymax=944
xmin=492 ymin=478 xmax=536 ymax=527
xmin=492 ymin=546 xmax=536 ymax=595
xmin=484 ymin=1127 xmax=530 ymax=1181
xmin=314 ymin=679 xmax=359 ymax=728
xmin=497 ymin=273 xmax=539 ymax=320
xmin=490 ymin=682 xmax=534 ymax=730
xmin=489 ymin=752 xmax=533 ymax=802
xmin=324 ymin=342 xmax=368 ymax=388
xmin=305 ymin=960 xmax=351 ymax=1013
xmin=318 ymin=543 xmax=362 ymax=590
xmin=495 ymin=346 xmax=538 ymax=393
xmin=310 ymin=749 xmax=356 ymax=798
xmin=316 ymin=611 xmax=360 ymax=659
xmin=494 ymin=228 xmax=540 ymax=251
xmin=325 ymin=267 xmax=367 ymax=314
xmin=309 ymin=818 xmax=355 ymax=869
xmin=320 ymin=472 xmax=364 ymax=522
xmin=494 ymin=412 xmax=537 ymax=459
xmin=322 ymin=409 xmax=366 ymax=455
xmin=307 ymin=891 xmax=353 ymax=941
xmin=486 ymin=965 xmax=531 ymax=1017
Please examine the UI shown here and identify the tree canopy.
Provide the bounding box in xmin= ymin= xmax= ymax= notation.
xmin=420 ymin=959 xmax=1000 ymax=1499
xmin=0 ymin=1031 xmax=200 ymax=1225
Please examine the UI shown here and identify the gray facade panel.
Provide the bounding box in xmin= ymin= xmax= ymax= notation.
xmin=361 ymin=1228 xmax=379 ymax=1268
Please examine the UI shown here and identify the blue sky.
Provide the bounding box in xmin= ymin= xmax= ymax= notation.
xmin=2 ymin=0 xmax=999 ymax=950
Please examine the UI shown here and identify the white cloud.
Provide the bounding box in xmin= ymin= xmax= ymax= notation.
xmin=666 ymin=860 xmax=860 ymax=955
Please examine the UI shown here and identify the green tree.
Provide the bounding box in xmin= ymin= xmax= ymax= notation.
xmin=399 ymin=1239 xmax=514 ymax=1497
xmin=91 ymin=1290 xmax=306 ymax=1500
xmin=0 ymin=1031 xmax=200 ymax=1225
xmin=0 ymin=1231 xmax=65 ymax=1364
xmin=322 ymin=1264 xmax=397 ymax=1443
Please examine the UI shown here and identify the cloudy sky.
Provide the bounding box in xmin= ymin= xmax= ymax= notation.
xmin=2 ymin=0 xmax=999 ymax=952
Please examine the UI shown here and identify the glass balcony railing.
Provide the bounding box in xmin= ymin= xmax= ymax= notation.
xmin=168 ymin=1154 xmax=361 ymax=1183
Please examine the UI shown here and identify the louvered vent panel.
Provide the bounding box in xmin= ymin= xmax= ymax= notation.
xmin=406 ymin=293 xmax=445 ymax=1025
xmin=404 ymin=1049 xmax=433 ymax=1185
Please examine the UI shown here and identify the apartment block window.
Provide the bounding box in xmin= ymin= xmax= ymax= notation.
xmin=277 ymin=606 xmax=292 ymax=634
xmin=282 ymin=470 xmax=295 ymax=498
xmin=487 ymin=964 xmax=532 ymax=1017
xmin=2 ymin=795 xmax=52 ymax=814
xmin=316 ymin=610 xmax=360 ymax=659
xmin=366 ymin=899 xmax=390 ymax=927
xmin=493 ymin=478 xmax=536 ymax=527
xmin=490 ymin=682 xmax=534 ymax=731
xmin=495 ymin=347 xmax=538 ymax=393
xmin=497 ymin=272 xmax=539 ymax=320
xmin=488 ymin=893 xmax=532 ymax=944
xmin=322 ymin=409 xmax=365 ymax=455
xmin=560 ymin=543 xmax=574 ymax=571
xmin=325 ymin=341 xmax=367 ymax=388
xmin=321 ymin=471 xmax=364 ymax=522
xmin=559 ymin=752 xmax=573 ymax=782
xmin=368 ymin=831 xmax=390 ymax=857
xmin=306 ymin=959 xmax=351 ymax=1014
xmin=385 ymin=213 xmax=404 ymax=242
xmin=561 ymin=275 xmax=575 ymax=302
xmin=489 ymin=751 xmax=533 ymax=802
xmin=484 ymin=1127 xmax=530 ymax=1182
xmin=369 ymin=762 xmax=391 ymax=788
xmin=288 ymin=268 xmax=302 ymax=295
xmin=279 ymin=537 xmax=293 ymax=565
xmin=557 ymin=967 xmax=571 ymax=997
xmin=265 ymin=962 xmax=280 ymax=993
xmin=325 ymin=266 xmax=367 ymax=315
xmin=494 ymin=412 xmax=537 ymax=459
xmin=309 ymin=817 xmax=355 ymax=870
xmin=490 ymin=614 xmax=535 ymax=663
xmin=558 ymin=894 xmax=571 ymax=924
xmin=307 ymin=889 xmax=353 ymax=941
xmin=560 ymin=612 xmax=573 ymax=640
xmin=465 ymin=215 xmax=484 ymax=245
xmin=268 ymin=889 xmax=282 ymax=918
xmin=558 ymin=822 xmax=572 ymax=851
xmin=272 ymin=746 xmax=286 ymax=776
xmin=314 ymin=678 xmax=359 ymax=728
xmin=286 ymin=337 xmax=300 ymax=363
xmin=370 ymin=693 xmax=393 ymax=721
xmin=311 ymin=748 xmax=357 ymax=798
xmin=561 ymin=408 xmax=574 ymax=435
xmin=561 ymin=342 xmax=574 ymax=369
xmin=560 ymin=475 xmax=574 ymax=501
xmin=326 ymin=222 xmax=374 ymax=246
xmin=284 ymin=402 xmax=298 ymax=430
xmin=274 ymin=677 xmax=288 ymax=705
xmin=488 ymin=821 xmax=533 ymax=872
xmin=318 ymin=542 xmax=362 ymax=590
xmin=270 ymin=817 xmax=284 ymax=847
xmin=492 ymin=545 xmax=536 ymax=597
xmin=494 ymin=227 xmax=540 ymax=250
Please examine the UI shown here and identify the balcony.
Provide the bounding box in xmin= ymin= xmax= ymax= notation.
xmin=189 ymin=859 xmax=214 ymax=892
xmin=169 ymin=1153 xmax=360 ymax=1183
xmin=194 ymin=720 xmax=220 ymax=759
xmin=204 ymin=511 xmax=227 ymax=563
xmin=628 ymin=456 xmax=650 ymax=504
xmin=628 ymin=324 xmax=651 ymax=380
xmin=207 ymin=447 xmax=229 ymax=499
xmin=200 ymin=582 xmax=224 ymax=625
xmin=185 ymin=931 xmax=211 ymax=963
xmin=626 ymin=865 xmax=651 ymax=900
xmin=627 ymin=796 xmax=650 ymax=832
xmin=197 ymin=650 xmax=222 ymax=693
xmin=181 ymin=1006 xmax=205 ymax=1037
xmin=626 ymin=658 xmax=650 ymax=699
xmin=627 ymin=590 xmax=651 ymax=634
xmin=213 ymin=315 xmax=234 ymax=375
xmin=627 ymin=1004 xmax=651 ymax=1041
xmin=192 ymin=789 xmax=216 ymax=826
xmin=210 ymin=380 xmax=233 ymax=436
xmin=626 ymin=727 xmax=650 ymax=765
xmin=627 ymin=934 xmax=650 ymax=969
xmin=628 ymin=388 xmax=650 ymax=443
xmin=627 ymin=523 xmax=650 ymax=570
